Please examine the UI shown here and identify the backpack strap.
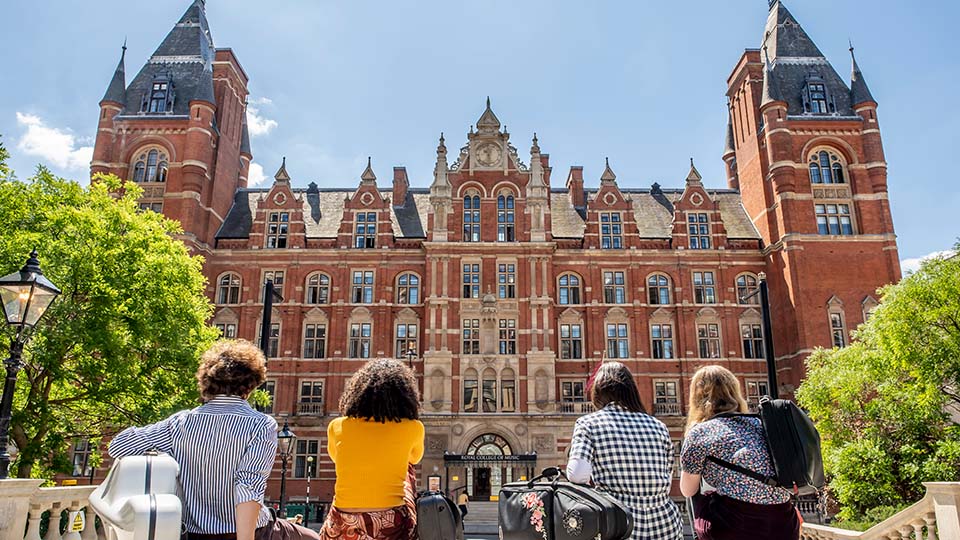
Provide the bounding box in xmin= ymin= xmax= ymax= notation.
xmin=706 ymin=455 xmax=780 ymax=487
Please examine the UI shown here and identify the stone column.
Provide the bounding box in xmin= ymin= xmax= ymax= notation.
xmin=0 ymin=479 xmax=43 ymax=540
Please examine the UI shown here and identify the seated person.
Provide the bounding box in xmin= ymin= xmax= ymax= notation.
xmin=320 ymin=359 xmax=424 ymax=540
xmin=109 ymin=340 xmax=318 ymax=540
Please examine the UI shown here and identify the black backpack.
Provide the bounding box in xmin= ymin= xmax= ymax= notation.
xmin=708 ymin=397 xmax=825 ymax=495
xmin=416 ymin=490 xmax=464 ymax=540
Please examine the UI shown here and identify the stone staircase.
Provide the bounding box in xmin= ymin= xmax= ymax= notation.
xmin=463 ymin=501 xmax=499 ymax=536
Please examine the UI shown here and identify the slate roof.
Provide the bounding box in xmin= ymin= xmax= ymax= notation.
xmin=849 ymin=49 xmax=876 ymax=105
xmin=115 ymin=0 xmax=216 ymax=117
xmin=101 ymin=45 xmax=126 ymax=104
xmin=216 ymin=183 xmax=760 ymax=242
xmin=761 ymin=2 xmax=858 ymax=117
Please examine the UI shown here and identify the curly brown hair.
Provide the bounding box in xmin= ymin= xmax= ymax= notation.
xmin=339 ymin=359 xmax=420 ymax=422
xmin=196 ymin=339 xmax=267 ymax=402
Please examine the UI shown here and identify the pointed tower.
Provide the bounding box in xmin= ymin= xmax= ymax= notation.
xmin=90 ymin=0 xmax=250 ymax=251
xmin=429 ymin=133 xmax=453 ymax=241
xmin=726 ymin=1 xmax=900 ymax=396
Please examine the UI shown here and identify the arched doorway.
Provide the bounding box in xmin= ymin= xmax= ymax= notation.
xmin=466 ymin=433 xmax=512 ymax=500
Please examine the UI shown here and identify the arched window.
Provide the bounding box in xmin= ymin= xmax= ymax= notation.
xmin=500 ymin=368 xmax=516 ymax=412
xmin=482 ymin=368 xmax=497 ymax=412
xmin=463 ymin=192 xmax=481 ymax=242
xmin=808 ymin=150 xmax=845 ymax=184
xmin=217 ymin=273 xmax=241 ymax=305
xmin=736 ymin=274 xmax=759 ymax=304
xmin=497 ymin=193 xmax=515 ymax=242
xmin=647 ymin=274 xmax=671 ymax=305
xmin=396 ymin=273 xmax=420 ymax=304
xmin=558 ymin=273 xmax=581 ymax=305
xmin=132 ymin=149 xmax=169 ymax=183
xmin=463 ymin=368 xmax=479 ymax=413
xmin=305 ymin=273 xmax=330 ymax=304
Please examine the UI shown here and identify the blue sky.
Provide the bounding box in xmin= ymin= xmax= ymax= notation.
xmin=1 ymin=1 xmax=957 ymax=268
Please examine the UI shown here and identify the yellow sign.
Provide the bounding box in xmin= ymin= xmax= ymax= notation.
xmin=61 ymin=479 xmax=78 ymax=486
xmin=489 ymin=495 xmax=499 ymax=502
xmin=519 ymin=475 xmax=527 ymax=481
xmin=69 ymin=510 xmax=85 ymax=531
xmin=451 ymin=475 xmax=460 ymax=481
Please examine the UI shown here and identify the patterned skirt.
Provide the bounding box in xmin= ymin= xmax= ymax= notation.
xmin=319 ymin=465 xmax=418 ymax=540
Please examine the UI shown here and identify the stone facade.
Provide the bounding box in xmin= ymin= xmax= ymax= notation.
xmin=87 ymin=1 xmax=900 ymax=506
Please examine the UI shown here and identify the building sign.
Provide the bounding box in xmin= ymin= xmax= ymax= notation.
xmin=443 ymin=453 xmax=537 ymax=464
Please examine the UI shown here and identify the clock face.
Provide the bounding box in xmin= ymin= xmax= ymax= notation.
xmin=476 ymin=142 xmax=502 ymax=167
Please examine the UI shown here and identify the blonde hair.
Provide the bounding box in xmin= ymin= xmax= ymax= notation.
xmin=685 ymin=365 xmax=748 ymax=434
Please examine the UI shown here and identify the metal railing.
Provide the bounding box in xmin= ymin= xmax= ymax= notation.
xmin=558 ymin=401 xmax=595 ymax=414
xmin=654 ymin=402 xmax=682 ymax=416
xmin=296 ymin=401 xmax=325 ymax=416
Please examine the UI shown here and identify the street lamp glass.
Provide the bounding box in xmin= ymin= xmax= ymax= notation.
xmin=0 ymin=251 xmax=61 ymax=329
xmin=277 ymin=421 xmax=297 ymax=457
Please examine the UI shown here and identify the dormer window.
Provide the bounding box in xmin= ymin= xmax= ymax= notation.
xmin=802 ymin=74 xmax=836 ymax=114
xmin=141 ymin=73 xmax=175 ymax=114
xmin=354 ymin=212 xmax=376 ymax=248
xmin=266 ymin=212 xmax=289 ymax=248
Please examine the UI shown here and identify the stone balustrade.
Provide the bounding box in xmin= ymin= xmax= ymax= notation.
xmin=0 ymin=480 xmax=103 ymax=540
xmin=801 ymin=483 xmax=960 ymax=540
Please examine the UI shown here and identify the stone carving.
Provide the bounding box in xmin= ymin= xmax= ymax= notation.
xmin=452 ymin=424 xmax=464 ymax=436
xmin=514 ymin=423 xmax=528 ymax=436
xmin=534 ymin=434 xmax=554 ymax=453
xmin=427 ymin=435 xmax=447 ymax=454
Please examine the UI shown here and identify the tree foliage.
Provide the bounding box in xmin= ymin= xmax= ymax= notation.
xmin=0 ymin=161 xmax=217 ymax=478
xmin=797 ymin=244 xmax=960 ymax=521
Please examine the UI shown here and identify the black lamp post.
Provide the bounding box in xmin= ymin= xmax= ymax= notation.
xmin=0 ymin=250 xmax=61 ymax=479
xmin=277 ymin=420 xmax=296 ymax=518
xmin=740 ymin=272 xmax=779 ymax=400
xmin=304 ymin=456 xmax=313 ymax=528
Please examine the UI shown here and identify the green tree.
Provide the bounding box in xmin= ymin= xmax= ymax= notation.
xmin=0 ymin=163 xmax=218 ymax=478
xmin=797 ymin=244 xmax=960 ymax=521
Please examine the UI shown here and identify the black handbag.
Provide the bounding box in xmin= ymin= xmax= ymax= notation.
xmin=499 ymin=467 xmax=634 ymax=540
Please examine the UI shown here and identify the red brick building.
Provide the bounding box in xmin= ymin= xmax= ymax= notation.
xmin=88 ymin=0 xmax=899 ymax=508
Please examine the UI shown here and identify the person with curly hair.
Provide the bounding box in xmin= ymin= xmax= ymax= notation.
xmin=109 ymin=340 xmax=319 ymax=540
xmin=319 ymin=358 xmax=424 ymax=540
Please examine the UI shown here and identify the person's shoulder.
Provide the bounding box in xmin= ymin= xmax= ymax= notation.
xmin=254 ymin=411 xmax=278 ymax=431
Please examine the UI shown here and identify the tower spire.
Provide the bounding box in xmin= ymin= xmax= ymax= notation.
xmin=101 ymin=41 xmax=127 ymax=104
xmin=600 ymin=157 xmax=617 ymax=185
xmin=849 ymin=41 xmax=876 ymax=106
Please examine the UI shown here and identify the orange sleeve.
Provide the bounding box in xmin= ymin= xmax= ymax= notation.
xmin=409 ymin=421 xmax=425 ymax=464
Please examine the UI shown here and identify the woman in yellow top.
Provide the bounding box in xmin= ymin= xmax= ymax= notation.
xmin=320 ymin=359 xmax=424 ymax=540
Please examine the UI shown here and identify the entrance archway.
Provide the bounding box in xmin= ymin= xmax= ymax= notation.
xmin=466 ymin=434 xmax=511 ymax=500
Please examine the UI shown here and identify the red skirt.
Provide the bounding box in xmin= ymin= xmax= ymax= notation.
xmin=319 ymin=465 xmax=418 ymax=540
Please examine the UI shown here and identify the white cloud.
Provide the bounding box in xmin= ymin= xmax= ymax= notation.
xmin=901 ymin=250 xmax=956 ymax=275
xmin=15 ymin=112 xmax=93 ymax=171
xmin=246 ymin=97 xmax=277 ymax=137
xmin=248 ymin=162 xmax=267 ymax=186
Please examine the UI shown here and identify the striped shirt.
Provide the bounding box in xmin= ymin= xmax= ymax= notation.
xmin=108 ymin=395 xmax=278 ymax=534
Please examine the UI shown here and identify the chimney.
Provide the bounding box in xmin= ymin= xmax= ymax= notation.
xmin=566 ymin=166 xmax=585 ymax=208
xmin=393 ymin=167 xmax=409 ymax=206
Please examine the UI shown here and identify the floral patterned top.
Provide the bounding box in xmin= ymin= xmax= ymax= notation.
xmin=680 ymin=416 xmax=791 ymax=505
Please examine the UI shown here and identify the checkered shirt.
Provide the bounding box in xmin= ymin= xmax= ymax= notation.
xmin=569 ymin=403 xmax=683 ymax=540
